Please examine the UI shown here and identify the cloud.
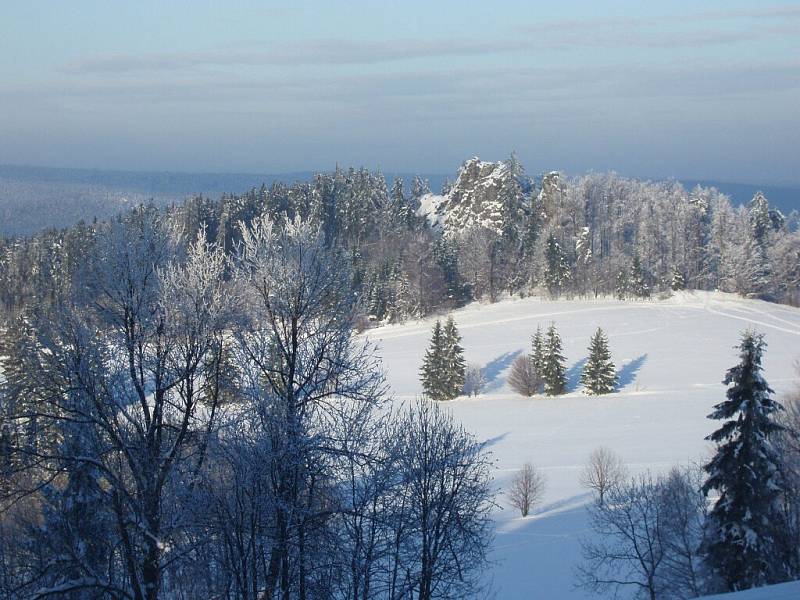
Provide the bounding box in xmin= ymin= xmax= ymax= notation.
xmin=64 ymin=38 xmax=530 ymax=74
xmin=7 ymin=61 xmax=799 ymax=116
xmin=60 ymin=5 xmax=800 ymax=75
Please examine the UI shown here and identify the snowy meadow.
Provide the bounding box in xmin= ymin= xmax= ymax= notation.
xmin=367 ymin=291 xmax=800 ymax=598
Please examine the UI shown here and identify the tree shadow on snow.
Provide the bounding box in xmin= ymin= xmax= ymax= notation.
xmin=565 ymin=358 xmax=588 ymax=393
xmin=616 ymin=354 xmax=648 ymax=391
xmin=482 ymin=350 xmax=524 ymax=392
xmin=482 ymin=432 xmax=509 ymax=449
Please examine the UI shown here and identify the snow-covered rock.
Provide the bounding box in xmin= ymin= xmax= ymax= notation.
xmin=416 ymin=157 xmax=513 ymax=236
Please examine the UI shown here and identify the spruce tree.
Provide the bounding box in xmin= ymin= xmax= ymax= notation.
xmin=443 ymin=316 xmax=466 ymax=400
xmin=544 ymin=233 xmax=571 ymax=297
xmin=701 ymin=331 xmax=787 ymax=591
xmin=670 ymin=266 xmax=686 ymax=291
xmin=530 ymin=325 xmax=545 ymax=393
xmin=629 ymin=254 xmax=650 ymax=298
xmin=580 ymin=328 xmax=617 ymax=395
xmin=614 ymin=266 xmax=628 ymax=300
xmin=542 ymin=323 xmax=567 ymax=396
xmin=420 ymin=319 xmax=448 ymax=401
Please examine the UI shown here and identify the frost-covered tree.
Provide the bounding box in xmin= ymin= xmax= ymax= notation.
xmin=581 ymin=328 xmax=617 ymax=395
xmin=614 ymin=265 xmax=629 ymax=300
xmin=574 ymin=226 xmax=593 ymax=296
xmin=463 ymin=363 xmax=486 ymax=396
xmin=392 ymin=400 xmax=495 ymax=600
xmin=702 ymin=331 xmax=788 ymax=592
xmin=544 ymin=233 xmax=571 ymax=297
xmin=542 ymin=323 xmax=567 ymax=396
xmin=629 ymin=254 xmax=650 ymax=298
xmin=670 ymin=266 xmax=686 ymax=291
xmin=2 ymin=213 xmax=231 ymax=599
xmin=233 ymin=215 xmax=387 ymax=598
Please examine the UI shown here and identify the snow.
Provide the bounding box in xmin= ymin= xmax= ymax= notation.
xmin=416 ymin=193 xmax=446 ymax=230
xmin=700 ymin=580 xmax=800 ymax=599
xmin=365 ymin=291 xmax=800 ymax=599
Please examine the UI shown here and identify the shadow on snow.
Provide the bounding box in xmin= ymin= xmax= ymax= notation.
xmin=482 ymin=350 xmax=524 ymax=392
xmin=565 ymin=358 xmax=588 ymax=393
xmin=616 ymin=354 xmax=648 ymax=391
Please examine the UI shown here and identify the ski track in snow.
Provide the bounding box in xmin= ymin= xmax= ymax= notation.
xmin=367 ymin=291 xmax=800 ymax=599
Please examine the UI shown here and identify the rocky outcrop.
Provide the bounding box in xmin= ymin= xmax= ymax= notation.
xmin=538 ymin=171 xmax=565 ymax=222
xmin=416 ymin=157 xmax=513 ymax=236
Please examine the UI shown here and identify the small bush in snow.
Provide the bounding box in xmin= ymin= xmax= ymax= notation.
xmin=508 ymin=356 xmax=542 ymax=397
xmin=463 ymin=363 xmax=486 ymax=396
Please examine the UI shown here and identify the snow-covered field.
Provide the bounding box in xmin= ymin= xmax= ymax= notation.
xmin=365 ymin=291 xmax=800 ymax=599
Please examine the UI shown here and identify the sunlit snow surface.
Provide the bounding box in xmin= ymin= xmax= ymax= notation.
xmin=365 ymin=291 xmax=800 ymax=599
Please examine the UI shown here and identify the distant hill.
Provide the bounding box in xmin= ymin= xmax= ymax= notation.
xmin=1 ymin=163 xmax=796 ymax=237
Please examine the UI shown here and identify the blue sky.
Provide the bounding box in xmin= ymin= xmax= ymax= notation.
xmin=1 ymin=1 xmax=798 ymax=183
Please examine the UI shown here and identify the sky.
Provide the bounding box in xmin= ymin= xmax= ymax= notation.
xmin=1 ymin=0 xmax=799 ymax=184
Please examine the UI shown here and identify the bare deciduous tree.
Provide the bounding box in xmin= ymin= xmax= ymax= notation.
xmin=508 ymin=356 xmax=542 ymax=397
xmin=578 ymin=473 xmax=666 ymax=600
xmin=579 ymin=446 xmax=628 ymax=505
xmin=391 ymin=400 xmax=495 ymax=600
xmin=776 ymin=361 xmax=800 ymax=579
xmin=508 ymin=462 xmax=546 ymax=517
xmin=578 ymin=468 xmax=709 ymax=600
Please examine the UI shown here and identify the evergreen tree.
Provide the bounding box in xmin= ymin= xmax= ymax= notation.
xmin=748 ymin=192 xmax=771 ymax=245
xmin=410 ymin=176 xmax=430 ymax=201
xmin=531 ymin=325 xmax=545 ymax=392
xmin=544 ymin=233 xmax=571 ymax=297
xmin=670 ymin=266 xmax=686 ymax=291
xmin=420 ymin=320 xmax=448 ymax=401
xmin=580 ymin=328 xmax=617 ymax=395
xmin=433 ymin=237 xmax=468 ymax=306
xmin=542 ymin=323 xmax=567 ymax=396
xmin=420 ymin=319 xmax=464 ymax=401
xmin=629 ymin=254 xmax=650 ymax=298
xmin=701 ymin=332 xmax=787 ymax=591
xmin=390 ymin=176 xmax=416 ymax=230
xmin=443 ymin=317 xmax=466 ymax=400
xmin=614 ymin=266 xmax=628 ymax=300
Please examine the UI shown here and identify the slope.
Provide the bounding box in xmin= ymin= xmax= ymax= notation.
xmin=365 ymin=291 xmax=800 ymax=599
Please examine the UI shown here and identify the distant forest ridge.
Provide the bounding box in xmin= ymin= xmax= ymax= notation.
xmin=0 ymin=163 xmax=797 ymax=237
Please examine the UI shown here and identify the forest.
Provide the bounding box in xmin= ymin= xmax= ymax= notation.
xmin=0 ymin=156 xmax=799 ymax=598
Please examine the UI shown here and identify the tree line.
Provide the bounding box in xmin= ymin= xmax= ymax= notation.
xmin=1 ymin=157 xmax=798 ymax=326
xmin=420 ymin=320 xmax=617 ymax=400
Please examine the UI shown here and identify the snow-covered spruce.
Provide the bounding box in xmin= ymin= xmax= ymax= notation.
xmin=580 ymin=328 xmax=617 ymax=395
xmin=542 ymin=323 xmax=567 ymax=396
xmin=420 ymin=316 xmax=466 ymax=401
xmin=702 ymin=331 xmax=788 ymax=592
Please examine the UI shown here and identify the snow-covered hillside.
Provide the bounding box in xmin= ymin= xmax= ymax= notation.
xmin=701 ymin=580 xmax=800 ymax=599
xmin=365 ymin=291 xmax=800 ymax=599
